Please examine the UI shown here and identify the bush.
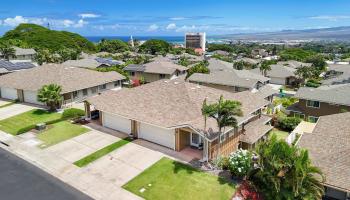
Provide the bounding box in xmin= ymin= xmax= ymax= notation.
xmin=62 ymin=108 xmax=85 ymax=120
xmin=273 ymin=97 xmax=298 ymax=107
xmin=278 ymin=117 xmax=301 ymax=131
xmin=228 ymin=149 xmax=253 ymax=177
xmin=305 ymin=79 xmax=321 ymax=88
xmin=215 ymin=156 xmax=230 ymax=170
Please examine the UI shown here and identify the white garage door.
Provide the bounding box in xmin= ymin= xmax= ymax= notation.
xmin=1 ymin=87 xmax=17 ymax=100
xmin=270 ymin=77 xmax=286 ymax=85
xmin=102 ymin=112 xmax=131 ymax=134
xmin=139 ymin=123 xmax=175 ymax=149
xmin=23 ymin=90 xmax=43 ymax=105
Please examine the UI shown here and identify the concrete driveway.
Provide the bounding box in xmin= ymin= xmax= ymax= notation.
xmin=0 ymin=103 xmax=38 ymax=120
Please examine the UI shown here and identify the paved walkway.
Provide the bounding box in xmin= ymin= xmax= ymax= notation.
xmin=0 ymin=103 xmax=38 ymax=120
xmin=0 ymin=127 xmax=164 ymax=200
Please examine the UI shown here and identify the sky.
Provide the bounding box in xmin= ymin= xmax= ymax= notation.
xmin=1 ymin=0 xmax=350 ymax=36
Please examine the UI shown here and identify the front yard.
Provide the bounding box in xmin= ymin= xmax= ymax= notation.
xmin=38 ymin=121 xmax=89 ymax=148
xmin=123 ymin=157 xmax=236 ymax=200
xmin=0 ymin=109 xmax=62 ymax=135
xmin=268 ymin=128 xmax=289 ymax=141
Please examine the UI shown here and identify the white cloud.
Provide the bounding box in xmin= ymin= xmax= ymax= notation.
xmin=166 ymin=23 xmax=176 ymax=30
xmin=3 ymin=16 xmax=29 ymax=26
xmin=147 ymin=24 xmax=159 ymax=31
xmin=78 ymin=13 xmax=101 ymax=19
xmin=93 ymin=24 xmax=120 ymax=30
xmin=308 ymin=15 xmax=350 ymax=21
xmin=169 ymin=17 xmax=187 ymax=21
xmin=62 ymin=19 xmax=74 ymax=27
xmin=73 ymin=19 xmax=88 ymax=28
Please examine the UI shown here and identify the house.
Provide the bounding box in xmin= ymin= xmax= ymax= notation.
xmin=255 ymin=85 xmax=277 ymax=103
xmin=187 ymin=69 xmax=270 ymax=92
xmin=251 ymin=49 xmax=269 ymax=58
xmin=234 ymin=57 xmax=261 ymax=66
xmin=84 ymin=80 xmax=273 ymax=161
xmin=63 ymin=57 xmax=124 ymax=69
xmin=0 ymin=60 xmax=36 ymax=75
xmin=0 ymin=47 xmax=36 ymax=61
xmin=322 ymin=64 xmax=350 ymax=85
xmin=298 ymin=112 xmax=350 ymax=200
xmin=124 ymin=60 xmax=188 ymax=83
xmin=287 ymin=84 xmax=350 ymax=122
xmin=277 ymin=60 xmax=311 ymax=69
xmin=0 ymin=64 xmax=125 ymax=106
xmin=250 ymin=64 xmax=299 ymax=85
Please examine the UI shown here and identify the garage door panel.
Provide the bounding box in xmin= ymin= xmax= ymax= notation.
xmin=103 ymin=112 xmax=131 ymax=134
xmin=1 ymin=87 xmax=18 ymax=100
xmin=139 ymin=123 xmax=175 ymax=149
xmin=23 ymin=91 xmax=44 ymax=105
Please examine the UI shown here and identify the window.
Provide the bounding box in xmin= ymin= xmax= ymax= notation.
xmin=72 ymin=91 xmax=78 ymax=99
xmin=220 ymin=134 xmax=226 ymax=143
xmin=99 ymin=84 xmax=107 ymax=90
xmin=130 ymin=72 xmax=135 ymax=76
xmin=306 ymin=100 xmax=320 ymax=108
xmin=294 ymin=112 xmax=305 ymax=119
xmin=308 ymin=116 xmax=319 ymax=123
xmin=159 ymin=74 xmax=166 ymax=79
xmin=82 ymin=89 xmax=88 ymax=96
xmin=91 ymin=87 xmax=98 ymax=94
xmin=114 ymin=81 xmax=120 ymax=87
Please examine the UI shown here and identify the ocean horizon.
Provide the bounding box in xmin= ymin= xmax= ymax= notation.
xmin=85 ymin=36 xmax=226 ymax=44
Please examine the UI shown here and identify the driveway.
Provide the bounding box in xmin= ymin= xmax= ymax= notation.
xmin=0 ymin=103 xmax=38 ymax=120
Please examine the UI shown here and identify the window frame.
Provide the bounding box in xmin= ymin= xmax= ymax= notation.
xmin=82 ymin=89 xmax=88 ymax=96
xmin=306 ymin=100 xmax=320 ymax=108
xmin=72 ymin=91 xmax=78 ymax=99
xmin=308 ymin=116 xmax=319 ymax=123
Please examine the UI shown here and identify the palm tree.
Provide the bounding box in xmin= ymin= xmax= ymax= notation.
xmin=0 ymin=44 xmax=16 ymax=61
xmin=259 ymin=60 xmax=272 ymax=76
xmin=295 ymin=65 xmax=314 ymax=81
xmin=202 ymin=95 xmax=243 ymax=158
xmin=251 ymin=136 xmax=325 ymax=200
xmin=37 ymin=84 xmax=63 ymax=111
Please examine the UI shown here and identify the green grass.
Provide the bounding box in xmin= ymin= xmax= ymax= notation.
xmin=269 ymin=128 xmax=289 ymax=141
xmin=74 ymin=137 xmax=132 ymax=167
xmin=123 ymin=157 xmax=236 ymax=200
xmin=0 ymin=109 xmax=62 ymax=135
xmin=37 ymin=121 xmax=89 ymax=148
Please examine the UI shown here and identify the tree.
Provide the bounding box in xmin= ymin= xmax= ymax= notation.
xmin=37 ymin=84 xmax=63 ymax=111
xmin=294 ymin=65 xmax=314 ymax=80
xmin=305 ymin=54 xmax=327 ymax=76
xmin=57 ymin=48 xmax=80 ymax=62
xmin=259 ymin=60 xmax=274 ymax=76
xmin=0 ymin=43 xmax=16 ymax=61
xmin=233 ymin=60 xmax=246 ymax=70
xmin=34 ymin=49 xmax=53 ymax=65
xmin=139 ymin=39 xmax=171 ymax=55
xmin=202 ymin=95 xmax=243 ymax=158
xmin=186 ymin=61 xmax=210 ymax=78
xmin=251 ymin=136 xmax=324 ymax=200
xmin=178 ymin=56 xmax=190 ymax=67
xmin=97 ymin=39 xmax=130 ymax=53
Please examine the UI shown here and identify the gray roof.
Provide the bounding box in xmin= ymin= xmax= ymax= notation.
xmin=63 ymin=58 xmax=104 ymax=69
xmin=322 ymin=72 xmax=350 ymax=85
xmin=0 ymin=60 xmax=35 ymax=72
xmin=298 ymin=112 xmax=350 ymax=192
xmin=207 ymin=58 xmax=234 ymax=72
xmin=295 ymin=84 xmax=350 ymax=106
xmin=234 ymin=57 xmax=261 ymax=65
xmin=250 ymin=64 xmax=296 ymax=78
xmin=256 ymin=85 xmax=278 ymax=99
xmin=123 ymin=64 xmax=146 ymax=72
xmin=142 ymin=60 xmax=188 ymax=75
xmin=327 ymin=64 xmax=350 ymax=73
xmin=0 ymin=64 xmax=125 ymax=93
xmin=188 ymin=69 xmax=269 ymax=89
xmin=240 ymin=115 xmax=273 ymax=144
xmin=277 ymin=60 xmax=312 ymax=69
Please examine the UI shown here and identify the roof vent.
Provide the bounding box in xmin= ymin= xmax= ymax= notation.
xmin=164 ymin=80 xmax=169 ymax=83
xmin=196 ymin=85 xmax=201 ymax=89
xmin=246 ymin=78 xmax=250 ymax=81
xmin=174 ymin=81 xmax=179 ymax=85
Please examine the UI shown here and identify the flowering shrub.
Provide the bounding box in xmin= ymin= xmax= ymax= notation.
xmin=228 ymin=149 xmax=252 ymax=177
xmin=234 ymin=181 xmax=263 ymax=200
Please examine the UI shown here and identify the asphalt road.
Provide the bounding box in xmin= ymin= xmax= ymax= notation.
xmin=0 ymin=147 xmax=93 ymax=200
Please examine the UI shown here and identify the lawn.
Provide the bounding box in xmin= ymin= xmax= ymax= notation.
xmin=74 ymin=137 xmax=132 ymax=167
xmin=269 ymin=128 xmax=289 ymax=141
xmin=123 ymin=157 xmax=236 ymax=200
xmin=37 ymin=121 xmax=89 ymax=148
xmin=0 ymin=109 xmax=62 ymax=135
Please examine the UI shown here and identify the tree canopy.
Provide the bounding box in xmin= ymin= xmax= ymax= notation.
xmin=97 ymin=39 xmax=130 ymax=53
xmin=186 ymin=61 xmax=210 ymax=78
xmin=139 ymin=39 xmax=171 ymax=55
xmin=279 ymin=48 xmax=316 ymax=61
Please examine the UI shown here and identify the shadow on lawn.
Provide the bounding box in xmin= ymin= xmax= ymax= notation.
xmin=172 ymin=160 xmax=196 ymax=174
xmin=32 ymin=109 xmax=54 ymax=115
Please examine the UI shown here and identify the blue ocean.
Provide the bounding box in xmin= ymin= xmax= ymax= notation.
xmin=86 ymin=36 xmax=185 ymax=44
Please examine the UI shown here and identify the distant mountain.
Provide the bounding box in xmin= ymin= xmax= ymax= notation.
xmin=218 ymin=26 xmax=350 ymax=41
xmin=1 ymin=24 xmax=96 ymax=51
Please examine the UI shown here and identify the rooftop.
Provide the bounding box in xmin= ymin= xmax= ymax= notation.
xmin=125 ymin=60 xmax=187 ymax=75
xmin=0 ymin=64 xmax=125 ymax=93
xmin=250 ymin=64 xmax=296 ymax=78
xmin=298 ymin=112 xmax=350 ymax=192
xmin=0 ymin=60 xmax=36 ymax=72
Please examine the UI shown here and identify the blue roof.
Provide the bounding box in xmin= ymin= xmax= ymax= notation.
xmin=0 ymin=60 xmax=36 ymax=71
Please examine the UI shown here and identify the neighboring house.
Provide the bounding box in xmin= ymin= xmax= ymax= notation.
xmin=187 ymin=69 xmax=270 ymax=93
xmin=124 ymin=60 xmax=188 ymax=83
xmin=254 ymin=85 xmax=277 ymax=103
xmin=85 ymin=80 xmax=273 ymax=161
xmin=0 ymin=47 xmax=36 ymax=61
xmin=0 ymin=64 xmax=125 ymax=106
xmin=207 ymin=58 xmax=234 ymax=71
xmin=250 ymin=64 xmax=299 ymax=85
xmin=298 ymin=112 xmax=350 ymax=200
xmin=63 ymin=57 xmax=124 ymax=69
xmin=277 ymin=60 xmax=311 ymax=69
xmin=251 ymin=49 xmax=268 ymax=58
xmin=322 ymin=64 xmax=350 ymax=85
xmin=212 ymin=50 xmax=231 ymax=56
xmin=234 ymin=57 xmax=261 ymax=66
xmin=287 ymin=84 xmax=350 ymax=122
xmin=0 ymin=60 xmax=36 ymax=75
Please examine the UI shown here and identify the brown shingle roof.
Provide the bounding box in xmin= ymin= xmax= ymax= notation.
xmin=87 ymin=79 xmax=269 ymax=139
xmin=0 ymin=64 xmax=125 ymax=93
xmin=240 ymin=115 xmax=273 ymax=144
xmin=298 ymin=112 xmax=350 ymax=192
xmin=144 ymin=60 xmax=188 ymax=75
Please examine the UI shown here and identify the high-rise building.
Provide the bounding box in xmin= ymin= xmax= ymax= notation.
xmin=185 ymin=32 xmax=206 ymax=52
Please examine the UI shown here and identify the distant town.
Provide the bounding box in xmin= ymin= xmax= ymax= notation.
xmin=0 ymin=17 xmax=349 ymax=200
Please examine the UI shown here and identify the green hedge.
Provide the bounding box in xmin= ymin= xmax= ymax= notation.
xmin=62 ymin=108 xmax=85 ymax=119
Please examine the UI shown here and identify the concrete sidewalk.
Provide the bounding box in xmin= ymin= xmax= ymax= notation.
xmin=0 ymin=129 xmax=148 ymax=200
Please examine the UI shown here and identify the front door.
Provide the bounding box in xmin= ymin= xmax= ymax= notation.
xmin=190 ymin=133 xmax=201 ymax=147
